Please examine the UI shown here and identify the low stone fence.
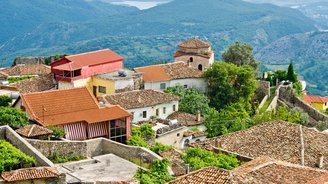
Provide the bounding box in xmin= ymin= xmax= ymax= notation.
xmin=279 ymin=85 xmax=328 ymax=122
xmin=258 ymin=95 xmax=268 ymax=110
xmin=27 ymin=138 xmax=161 ymax=163
xmin=0 ymin=125 xmax=53 ymax=167
xmin=258 ymin=80 xmax=271 ymax=97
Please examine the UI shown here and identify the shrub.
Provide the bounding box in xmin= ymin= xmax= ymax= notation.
xmin=316 ymin=121 xmax=328 ymax=131
xmin=0 ymin=107 xmax=29 ymax=128
xmin=48 ymin=152 xmax=86 ymax=164
xmin=150 ymin=142 xmax=173 ymax=155
xmin=48 ymin=126 xmax=65 ymax=139
xmin=7 ymin=76 xmax=35 ymax=84
xmin=0 ymin=95 xmax=11 ymax=107
xmin=0 ymin=140 xmax=36 ymax=172
xmin=135 ymin=159 xmax=173 ymax=184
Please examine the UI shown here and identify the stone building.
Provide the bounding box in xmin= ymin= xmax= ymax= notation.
xmin=174 ymin=38 xmax=214 ymax=71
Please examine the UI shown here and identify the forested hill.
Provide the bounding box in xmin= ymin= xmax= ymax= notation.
xmin=0 ymin=0 xmax=316 ymax=66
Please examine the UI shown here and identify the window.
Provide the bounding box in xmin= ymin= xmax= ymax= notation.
xmin=142 ymin=111 xmax=147 ymax=118
xmin=198 ymin=64 xmax=203 ymax=71
xmin=160 ymin=83 xmax=166 ymax=90
xmin=189 ymin=57 xmax=193 ymax=62
xmin=184 ymin=85 xmax=188 ymax=88
xmin=156 ymin=109 xmax=159 ymax=116
xmin=177 ymin=133 xmax=180 ymax=137
xmin=163 ymin=107 xmax=166 ymax=114
xmin=109 ymin=119 xmax=127 ymax=144
xmin=98 ymin=86 xmax=106 ymax=93
xmin=173 ymin=105 xmax=176 ymax=111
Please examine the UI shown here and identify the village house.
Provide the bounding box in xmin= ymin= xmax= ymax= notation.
xmin=174 ymin=38 xmax=214 ymax=71
xmin=303 ymin=92 xmax=328 ymax=111
xmin=0 ymin=64 xmax=51 ymax=79
xmin=169 ymin=156 xmax=328 ymax=184
xmin=51 ymin=49 xmax=124 ymax=90
xmin=91 ymin=69 xmax=143 ymax=97
xmin=16 ymin=87 xmax=131 ymax=143
xmin=134 ymin=62 xmax=207 ymax=92
xmin=101 ymin=89 xmax=180 ymax=122
xmin=167 ymin=111 xmax=206 ymax=130
xmin=191 ymin=120 xmax=328 ymax=170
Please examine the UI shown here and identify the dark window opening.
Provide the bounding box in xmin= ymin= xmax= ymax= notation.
xmin=173 ymin=105 xmax=176 ymax=111
xmin=110 ymin=119 xmax=127 ymax=144
xmin=142 ymin=111 xmax=147 ymax=118
xmin=189 ymin=57 xmax=193 ymax=62
xmin=156 ymin=109 xmax=159 ymax=116
xmin=98 ymin=86 xmax=106 ymax=93
xmin=198 ymin=64 xmax=203 ymax=71
xmin=163 ymin=107 xmax=166 ymax=114
xmin=160 ymin=83 xmax=166 ymax=90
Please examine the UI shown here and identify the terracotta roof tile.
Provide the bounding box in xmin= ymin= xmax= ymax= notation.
xmin=177 ymin=38 xmax=211 ymax=49
xmin=233 ymin=156 xmax=328 ymax=184
xmin=21 ymin=87 xmax=130 ymax=126
xmin=53 ymin=49 xmax=123 ymax=71
xmin=0 ymin=64 xmax=50 ymax=76
xmin=169 ymin=167 xmax=231 ymax=184
xmin=15 ymin=124 xmax=52 ymax=137
xmin=134 ymin=62 xmax=203 ymax=82
xmin=1 ymin=167 xmax=59 ymax=182
xmin=102 ymin=89 xmax=180 ymax=109
xmin=191 ymin=120 xmax=328 ymax=170
xmin=303 ymin=93 xmax=328 ymax=103
xmin=167 ymin=111 xmax=205 ymax=126
xmin=10 ymin=73 xmax=56 ymax=94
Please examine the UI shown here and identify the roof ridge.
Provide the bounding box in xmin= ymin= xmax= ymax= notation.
xmin=65 ymin=49 xmax=110 ymax=59
xmin=27 ymin=124 xmax=35 ymax=137
xmin=22 ymin=86 xmax=87 ymax=96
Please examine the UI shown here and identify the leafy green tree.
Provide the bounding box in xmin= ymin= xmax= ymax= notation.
xmin=0 ymin=95 xmax=11 ymax=107
xmin=0 ymin=107 xmax=29 ymax=128
xmin=181 ymin=147 xmax=241 ymax=170
xmin=164 ymin=86 xmax=210 ymax=115
xmin=222 ymin=41 xmax=259 ymax=70
xmin=135 ymin=159 xmax=173 ymax=184
xmin=48 ymin=126 xmax=65 ymax=139
xmin=127 ymin=134 xmax=148 ymax=147
xmin=150 ymin=142 xmax=173 ymax=155
xmin=139 ymin=123 xmax=155 ymax=140
xmin=204 ymin=62 xmax=258 ymax=112
xmin=287 ymin=62 xmax=298 ymax=83
xmin=127 ymin=124 xmax=155 ymax=147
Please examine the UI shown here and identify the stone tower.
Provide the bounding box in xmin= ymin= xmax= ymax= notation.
xmin=174 ymin=38 xmax=214 ymax=71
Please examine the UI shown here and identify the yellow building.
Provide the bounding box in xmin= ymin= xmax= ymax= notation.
xmin=303 ymin=93 xmax=328 ymax=111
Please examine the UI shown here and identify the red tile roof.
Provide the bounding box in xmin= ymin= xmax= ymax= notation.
xmin=303 ymin=93 xmax=328 ymax=104
xmin=15 ymin=124 xmax=52 ymax=137
xmin=53 ymin=49 xmax=123 ymax=71
xmin=167 ymin=111 xmax=205 ymax=126
xmin=178 ymin=38 xmax=211 ymax=49
xmin=134 ymin=62 xmax=203 ymax=82
xmin=1 ymin=167 xmax=59 ymax=182
xmin=21 ymin=87 xmax=130 ymax=126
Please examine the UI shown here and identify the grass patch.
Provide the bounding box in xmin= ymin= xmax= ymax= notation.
xmin=129 ymin=158 xmax=151 ymax=169
xmin=7 ymin=76 xmax=35 ymax=83
xmin=48 ymin=152 xmax=86 ymax=164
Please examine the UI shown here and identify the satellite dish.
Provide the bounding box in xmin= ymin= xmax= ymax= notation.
xmin=118 ymin=69 xmax=127 ymax=77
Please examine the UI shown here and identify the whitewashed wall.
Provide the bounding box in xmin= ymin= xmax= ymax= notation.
xmin=144 ymin=78 xmax=207 ymax=93
xmin=129 ymin=101 xmax=179 ymax=122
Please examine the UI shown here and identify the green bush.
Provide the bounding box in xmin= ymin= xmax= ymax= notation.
xmin=0 ymin=95 xmax=11 ymax=107
xmin=135 ymin=159 xmax=173 ymax=184
xmin=48 ymin=152 xmax=86 ymax=164
xmin=181 ymin=147 xmax=241 ymax=170
xmin=7 ymin=76 xmax=35 ymax=84
xmin=0 ymin=107 xmax=29 ymax=128
xmin=316 ymin=121 xmax=328 ymax=131
xmin=48 ymin=126 xmax=65 ymax=139
xmin=0 ymin=140 xmax=36 ymax=172
xmin=150 ymin=142 xmax=173 ymax=155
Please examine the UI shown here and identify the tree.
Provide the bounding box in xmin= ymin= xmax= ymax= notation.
xmin=127 ymin=123 xmax=155 ymax=147
xmin=204 ymin=62 xmax=258 ymax=112
xmin=135 ymin=159 xmax=173 ymax=184
xmin=287 ymin=62 xmax=298 ymax=83
xmin=164 ymin=86 xmax=210 ymax=115
xmin=181 ymin=147 xmax=241 ymax=170
xmin=48 ymin=126 xmax=65 ymax=139
xmin=222 ymin=42 xmax=259 ymax=70
xmin=0 ymin=95 xmax=11 ymax=107
xmin=0 ymin=107 xmax=29 ymax=128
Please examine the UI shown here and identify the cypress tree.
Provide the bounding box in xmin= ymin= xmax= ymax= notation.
xmin=287 ymin=62 xmax=297 ymax=83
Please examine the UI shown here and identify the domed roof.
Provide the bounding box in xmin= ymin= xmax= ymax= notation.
xmin=178 ymin=38 xmax=211 ymax=49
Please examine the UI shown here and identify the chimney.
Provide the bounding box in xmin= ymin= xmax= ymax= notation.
xmin=318 ymin=155 xmax=324 ymax=169
xmin=196 ymin=110 xmax=201 ymax=122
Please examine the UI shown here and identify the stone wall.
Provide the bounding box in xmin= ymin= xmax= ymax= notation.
xmin=279 ymin=85 xmax=328 ymax=122
xmin=27 ymin=138 xmax=161 ymax=162
xmin=258 ymin=80 xmax=271 ymax=97
xmin=0 ymin=126 xmax=53 ymax=167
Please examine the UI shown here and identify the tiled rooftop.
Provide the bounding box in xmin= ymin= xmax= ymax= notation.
xmin=191 ymin=120 xmax=328 ymax=170
xmin=21 ymin=87 xmax=130 ymax=126
xmin=1 ymin=167 xmax=59 ymax=182
xmin=10 ymin=73 xmax=56 ymax=94
xmin=15 ymin=124 xmax=52 ymax=138
xmin=134 ymin=62 xmax=203 ymax=82
xmin=102 ymin=89 xmax=180 ymax=109
xmin=177 ymin=38 xmax=211 ymax=49
xmin=0 ymin=64 xmax=50 ymax=76
xmin=303 ymin=93 xmax=328 ymax=103
xmin=167 ymin=111 xmax=205 ymax=126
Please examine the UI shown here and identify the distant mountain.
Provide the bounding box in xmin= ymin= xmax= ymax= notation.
xmin=0 ymin=0 xmax=138 ymax=43
xmin=256 ymin=31 xmax=328 ymax=96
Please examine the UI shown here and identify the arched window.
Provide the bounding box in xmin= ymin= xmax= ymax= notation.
xmin=189 ymin=57 xmax=193 ymax=62
xmin=184 ymin=139 xmax=190 ymax=147
xmin=198 ymin=64 xmax=203 ymax=71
